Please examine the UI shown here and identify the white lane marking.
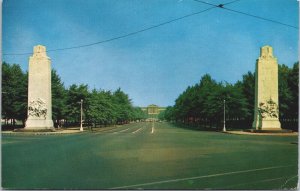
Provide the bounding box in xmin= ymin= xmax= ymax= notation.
xmin=110 ymin=165 xmax=295 ymax=189
xmin=222 ymin=177 xmax=287 ymax=189
xmin=113 ymin=128 xmax=130 ymax=134
xmin=280 ymin=175 xmax=298 ymax=189
xmin=94 ymin=128 xmax=118 ymax=134
xmin=132 ymin=127 xmax=143 ymax=134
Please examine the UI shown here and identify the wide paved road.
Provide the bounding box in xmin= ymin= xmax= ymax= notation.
xmin=2 ymin=122 xmax=298 ymax=189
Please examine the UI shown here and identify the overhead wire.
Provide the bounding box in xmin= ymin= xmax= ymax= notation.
xmin=193 ymin=0 xmax=298 ymax=29
xmin=3 ymin=0 xmax=239 ymax=56
xmin=3 ymin=7 xmax=215 ymax=56
xmin=222 ymin=0 xmax=241 ymax=6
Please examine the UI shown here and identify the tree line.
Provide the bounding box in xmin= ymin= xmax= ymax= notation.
xmin=159 ymin=62 xmax=298 ymax=130
xmin=2 ymin=62 xmax=146 ymax=127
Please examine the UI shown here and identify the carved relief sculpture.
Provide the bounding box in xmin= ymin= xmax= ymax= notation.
xmin=28 ymin=98 xmax=48 ymax=119
xmin=258 ymin=98 xmax=279 ymax=119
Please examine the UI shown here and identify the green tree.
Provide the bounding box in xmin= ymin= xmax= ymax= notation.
xmin=278 ymin=64 xmax=293 ymax=118
xmin=113 ymin=88 xmax=133 ymax=124
xmin=132 ymin=107 xmax=147 ymax=121
xmin=158 ymin=106 xmax=175 ymax=121
xmin=171 ymin=74 xmax=220 ymax=124
xmin=240 ymin=71 xmax=255 ymax=119
xmin=2 ymin=62 xmax=27 ymax=125
xmin=287 ymin=62 xmax=298 ymax=118
xmin=197 ymin=74 xmax=219 ymax=121
xmin=65 ymin=84 xmax=90 ymax=123
xmin=201 ymin=82 xmax=248 ymax=127
xmin=170 ymin=73 xmax=250 ymax=128
xmin=163 ymin=106 xmax=175 ymax=121
xmin=86 ymin=89 xmax=116 ymax=126
xmin=51 ymin=69 xmax=67 ymax=126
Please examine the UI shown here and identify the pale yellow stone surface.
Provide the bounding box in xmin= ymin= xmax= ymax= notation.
xmin=25 ymin=45 xmax=54 ymax=129
xmin=252 ymin=46 xmax=281 ymax=130
xmin=225 ymin=131 xmax=297 ymax=136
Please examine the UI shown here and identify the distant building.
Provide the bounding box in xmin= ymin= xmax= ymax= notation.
xmin=141 ymin=104 xmax=166 ymax=120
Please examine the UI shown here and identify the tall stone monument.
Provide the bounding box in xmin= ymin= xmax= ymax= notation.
xmin=25 ymin=45 xmax=54 ymax=130
xmin=252 ymin=45 xmax=281 ymax=130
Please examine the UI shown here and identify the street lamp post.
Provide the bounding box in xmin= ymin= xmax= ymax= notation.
xmin=80 ymin=99 xmax=83 ymax=132
xmin=223 ymin=99 xmax=226 ymax=132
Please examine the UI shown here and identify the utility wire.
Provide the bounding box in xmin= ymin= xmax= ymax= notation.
xmin=193 ymin=0 xmax=298 ymax=29
xmin=3 ymin=0 xmax=239 ymax=56
xmin=222 ymin=0 xmax=241 ymax=6
xmin=3 ymin=7 xmax=215 ymax=56
xmin=222 ymin=7 xmax=298 ymax=29
xmin=198 ymin=0 xmax=241 ymax=6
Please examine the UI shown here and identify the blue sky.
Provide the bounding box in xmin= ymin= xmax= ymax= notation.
xmin=2 ymin=0 xmax=298 ymax=107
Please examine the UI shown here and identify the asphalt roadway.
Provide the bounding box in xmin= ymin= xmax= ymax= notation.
xmin=2 ymin=122 xmax=298 ymax=189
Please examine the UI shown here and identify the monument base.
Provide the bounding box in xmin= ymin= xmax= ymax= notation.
xmin=245 ymin=129 xmax=292 ymax=133
xmin=252 ymin=119 xmax=281 ymax=130
xmin=14 ymin=128 xmax=56 ymax=132
xmin=25 ymin=119 xmax=54 ymax=130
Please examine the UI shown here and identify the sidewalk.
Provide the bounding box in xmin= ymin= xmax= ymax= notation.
xmin=1 ymin=125 xmax=121 ymax=135
xmin=2 ymin=128 xmax=85 ymax=135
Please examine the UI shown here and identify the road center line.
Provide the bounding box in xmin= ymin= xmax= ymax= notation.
xmin=151 ymin=122 xmax=154 ymax=134
xmin=110 ymin=165 xmax=295 ymax=189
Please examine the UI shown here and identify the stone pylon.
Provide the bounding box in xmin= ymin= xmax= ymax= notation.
xmin=252 ymin=45 xmax=281 ymax=130
xmin=25 ymin=45 xmax=54 ymax=129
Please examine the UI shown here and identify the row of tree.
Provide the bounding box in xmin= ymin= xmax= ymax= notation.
xmin=159 ymin=62 xmax=298 ymax=129
xmin=2 ymin=62 xmax=147 ymax=127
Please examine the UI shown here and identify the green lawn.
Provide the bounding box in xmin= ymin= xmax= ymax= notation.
xmin=2 ymin=122 xmax=298 ymax=189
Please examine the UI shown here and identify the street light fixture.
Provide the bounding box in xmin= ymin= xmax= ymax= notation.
xmin=223 ymin=99 xmax=226 ymax=132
